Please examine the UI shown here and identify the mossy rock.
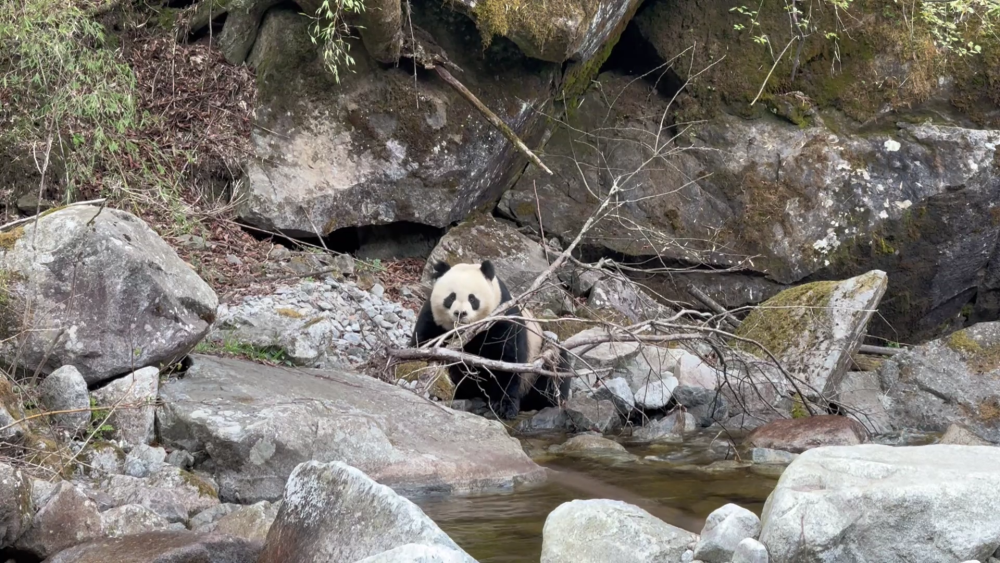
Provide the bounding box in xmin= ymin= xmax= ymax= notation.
xmin=946 ymin=327 xmax=1000 ymax=375
xmin=181 ymin=469 xmax=219 ymax=499
xmin=396 ymin=361 xmax=455 ymax=402
xmin=734 ymin=280 xmax=840 ymax=358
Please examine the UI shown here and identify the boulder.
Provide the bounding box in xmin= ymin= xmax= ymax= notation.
xmin=717 ymin=359 xmax=792 ymax=430
xmin=517 ymin=406 xmax=570 ymax=433
xmin=540 ymin=499 xmax=696 ymax=562
xmin=760 ymin=445 xmax=1000 ymax=563
xmin=745 ymin=415 xmax=870 ymax=453
xmin=0 ymin=206 xmax=217 ymax=384
xmin=829 ymin=371 xmax=892 ymax=434
xmin=693 ymin=504 xmax=762 ymax=563
xmin=734 ymin=271 xmax=888 ymax=398
xmin=15 ymin=481 xmax=102 ymax=558
xmin=564 ymin=396 xmax=622 ymax=433
xmin=587 ymin=276 xmax=671 ymax=324
xmin=593 ymin=377 xmax=635 ymax=414
xmin=878 ymin=322 xmax=1000 ymax=442
xmin=356 ymin=544 xmax=477 ymax=562
xmin=44 ymin=531 xmax=262 ymax=563
xmin=200 ymin=501 xmax=278 ymax=544
xmin=37 ymin=365 xmax=90 ymax=433
xmin=421 ymin=215 xmax=550 ymax=295
xmin=100 ymin=504 xmax=174 ymax=538
xmin=675 ymin=352 xmax=723 ymax=389
xmin=622 ymin=347 xmax=685 ymax=392
xmin=673 ymin=386 xmax=729 ymax=427
xmin=634 ymin=378 xmax=677 ymax=411
xmin=732 ymin=538 xmax=770 ymax=563
xmin=257 ymin=461 xmax=475 ymax=562
xmin=158 ymin=355 xmax=544 ymax=503
xmin=91 ymin=367 xmax=159 ymax=449
xmin=0 ymin=462 xmax=32 ymax=547
xmin=940 ymin=423 xmax=993 ymax=446
xmin=102 ymin=466 xmax=220 ymax=523
xmin=239 ymin=6 xmax=559 ymax=242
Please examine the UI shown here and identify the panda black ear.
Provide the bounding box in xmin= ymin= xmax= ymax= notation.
xmin=480 ymin=260 xmax=495 ymax=281
xmin=430 ymin=261 xmax=451 ymax=280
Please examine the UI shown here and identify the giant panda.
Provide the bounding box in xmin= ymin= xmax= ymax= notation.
xmin=411 ymin=259 xmax=570 ymax=420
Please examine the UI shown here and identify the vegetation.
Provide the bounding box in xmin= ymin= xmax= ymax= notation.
xmin=308 ymin=0 xmax=365 ymax=83
xmin=194 ymin=338 xmax=294 ymax=366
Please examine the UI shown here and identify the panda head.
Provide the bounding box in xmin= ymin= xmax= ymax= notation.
xmin=429 ymin=260 xmax=503 ymax=330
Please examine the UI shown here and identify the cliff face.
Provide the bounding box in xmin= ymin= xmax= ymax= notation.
xmin=228 ymin=0 xmax=1000 ymax=343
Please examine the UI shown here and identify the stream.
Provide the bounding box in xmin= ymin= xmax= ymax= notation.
xmin=414 ymin=430 xmax=782 ymax=563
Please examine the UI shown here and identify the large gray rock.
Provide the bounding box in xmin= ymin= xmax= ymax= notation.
xmin=586 ymin=276 xmax=672 ymax=324
xmin=621 ymin=347 xmax=686 ymax=392
xmin=634 ymin=378 xmax=677 ymax=411
xmin=100 ymin=504 xmax=174 ymax=538
xmin=37 ymin=365 xmax=90 ymax=432
xmin=540 ymin=499 xmax=696 ymax=562
xmin=16 ymin=481 xmax=101 ymax=558
xmin=939 ymin=423 xmax=993 ymax=446
xmin=879 ymin=322 xmax=1000 ymax=442
xmin=593 ymin=377 xmax=635 ymax=414
xmin=239 ymin=7 xmax=558 ymax=242
xmin=199 ymin=501 xmax=278 ymax=544
xmin=158 ymin=355 xmax=545 ymax=503
xmin=0 ymin=462 xmax=32 ymax=548
xmin=0 ymin=206 xmax=217 ymax=384
xmin=735 ymin=271 xmax=888 ymax=399
xmin=91 ymin=367 xmax=159 ymax=448
xmin=44 ymin=531 xmax=262 ymax=563
xmin=564 ymin=396 xmax=622 ymax=433
xmin=693 ymin=504 xmax=762 ymax=563
xmin=102 ymin=466 xmax=219 ymax=523
xmin=257 ymin=461 xmax=475 ymax=562
xmin=759 ymin=445 xmax=1000 ymax=563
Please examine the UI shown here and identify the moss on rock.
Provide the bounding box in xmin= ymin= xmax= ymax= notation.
xmin=734 ymin=280 xmax=839 ymax=358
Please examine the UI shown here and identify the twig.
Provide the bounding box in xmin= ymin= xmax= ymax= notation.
xmin=858 ymin=344 xmax=903 ymax=356
xmin=0 ymin=199 xmax=108 ymax=232
xmin=687 ymin=285 xmax=741 ymax=330
xmin=432 ymin=66 xmax=553 ymax=175
xmin=750 ymin=37 xmax=797 ymax=106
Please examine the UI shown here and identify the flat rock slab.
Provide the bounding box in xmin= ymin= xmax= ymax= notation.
xmin=158 ymin=355 xmax=545 ymax=503
xmin=745 ymin=415 xmax=870 ymax=454
xmin=734 ymin=270 xmax=887 ymax=397
xmin=43 ymin=531 xmax=261 ymax=563
xmin=760 ymin=444 xmax=1000 ymax=563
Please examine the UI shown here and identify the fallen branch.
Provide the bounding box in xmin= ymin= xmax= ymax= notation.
xmin=858 ymin=344 xmax=903 ymax=356
xmin=0 ymin=199 xmax=108 ymax=233
xmin=433 ymin=66 xmax=553 ymax=175
xmin=687 ymin=285 xmax=741 ymax=331
xmin=391 ymin=332 xmax=705 ymax=376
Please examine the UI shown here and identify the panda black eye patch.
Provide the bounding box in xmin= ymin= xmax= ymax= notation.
xmin=443 ymin=292 xmax=457 ymax=308
xmin=469 ymin=294 xmax=480 ymax=310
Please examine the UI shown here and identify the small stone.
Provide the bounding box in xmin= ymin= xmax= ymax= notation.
xmin=731 ymin=538 xmax=769 ymax=563
xmin=592 ymin=377 xmax=635 ymax=414
xmin=749 ymin=448 xmax=798 ymax=465
xmin=517 ymin=407 xmax=569 ymax=432
xmin=226 ymin=254 xmax=243 ymax=266
xmin=124 ymin=444 xmax=167 ymax=478
xmin=565 ymin=396 xmax=622 ymax=433
xmin=38 ymin=365 xmax=90 ymax=433
xmin=91 ymin=367 xmax=159 ymax=449
xmin=371 ymin=284 xmax=385 ymax=298
xmin=166 ymin=449 xmax=195 ymax=470
xmin=84 ymin=442 xmax=125 ymax=476
xmin=633 ymin=412 xmax=696 ymax=443
xmin=635 ymin=377 xmax=677 ymax=410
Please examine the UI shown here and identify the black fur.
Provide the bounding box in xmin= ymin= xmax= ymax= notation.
xmin=431 ymin=261 xmax=451 ymax=279
xmin=479 ymin=260 xmax=495 ymax=281
xmin=411 ymin=263 xmax=567 ymax=420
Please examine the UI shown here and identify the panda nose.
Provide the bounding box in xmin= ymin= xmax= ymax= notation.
xmin=454 ymin=311 xmax=467 ymax=320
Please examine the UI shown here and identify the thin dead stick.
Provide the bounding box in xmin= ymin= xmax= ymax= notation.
xmin=0 ymin=198 xmax=108 ymax=232
xmin=433 ymin=66 xmax=553 ymax=175
xmin=858 ymin=344 xmax=902 ymax=356
xmin=687 ymin=285 xmax=741 ymax=331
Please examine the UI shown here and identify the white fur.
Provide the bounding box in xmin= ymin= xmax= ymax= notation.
xmin=430 ymin=263 xmax=502 ymax=330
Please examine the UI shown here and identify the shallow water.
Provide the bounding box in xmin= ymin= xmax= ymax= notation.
xmin=413 ymin=431 xmax=781 ymax=563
